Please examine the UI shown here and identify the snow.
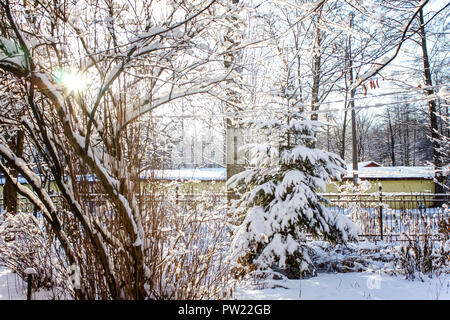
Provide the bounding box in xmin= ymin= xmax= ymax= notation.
xmin=0 ymin=37 xmax=26 ymax=68
xmin=345 ymin=165 xmax=436 ymax=179
xmin=357 ymin=161 xmax=382 ymax=168
xmin=0 ymin=267 xmax=26 ymax=300
xmin=133 ymin=27 xmax=166 ymax=41
xmin=0 ymin=37 xmax=19 ymax=55
xmin=24 ymin=268 xmax=37 ymax=275
xmin=0 ymin=168 xmax=227 ymax=185
xmin=0 ymin=141 xmax=43 ymax=188
xmin=2 ymin=262 xmax=447 ymax=300
xmin=234 ymin=272 xmax=450 ymax=300
xmin=0 ymin=267 xmax=52 ymax=300
xmin=4 ymin=269 xmax=442 ymax=301
xmin=0 ymin=174 xmax=29 ymax=185
xmin=8 ymin=164 xmax=432 ymax=184
xmin=438 ymin=86 xmax=448 ymax=98
xmin=150 ymin=167 xmax=226 ymax=181
xmin=33 ymin=72 xmax=65 ymax=108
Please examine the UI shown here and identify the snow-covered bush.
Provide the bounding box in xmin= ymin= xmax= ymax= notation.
xmin=0 ymin=0 xmax=245 ymax=299
xmin=0 ymin=211 xmax=73 ymax=298
xmin=228 ymin=112 xmax=359 ymax=278
xmin=334 ymin=180 xmax=372 ymax=223
xmin=396 ymin=233 xmax=449 ymax=281
xmin=143 ymin=187 xmax=234 ymax=299
xmin=332 ymin=181 xmax=387 ymax=236
xmin=307 ymin=240 xmax=399 ymax=274
xmin=395 ymin=204 xmax=449 ymax=280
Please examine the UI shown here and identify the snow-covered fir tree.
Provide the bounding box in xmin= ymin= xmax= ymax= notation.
xmin=228 ymin=111 xmax=359 ymax=278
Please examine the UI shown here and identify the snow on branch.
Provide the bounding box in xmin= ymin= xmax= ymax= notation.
xmin=0 ymin=160 xmax=52 ymax=222
xmin=351 ymin=0 xmax=431 ymax=90
xmin=122 ymin=73 xmax=230 ymax=129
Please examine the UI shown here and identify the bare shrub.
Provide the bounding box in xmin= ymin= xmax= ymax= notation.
xmin=143 ymin=184 xmax=234 ymax=299
xmin=333 ymin=180 xmax=377 ymax=235
xmin=0 ymin=0 xmax=242 ymax=300
xmin=0 ymin=211 xmax=73 ymax=299
xmin=396 ymin=225 xmax=449 ymax=281
xmin=438 ymin=204 xmax=449 ymax=241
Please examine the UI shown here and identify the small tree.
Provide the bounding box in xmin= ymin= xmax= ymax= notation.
xmin=228 ymin=111 xmax=359 ymax=278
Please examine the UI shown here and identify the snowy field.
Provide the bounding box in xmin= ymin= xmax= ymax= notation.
xmin=1 ymin=266 xmax=448 ymax=300
xmin=234 ymin=272 xmax=450 ymax=300
xmin=0 ymin=267 xmax=50 ymax=300
xmin=0 ymin=267 xmax=23 ymax=300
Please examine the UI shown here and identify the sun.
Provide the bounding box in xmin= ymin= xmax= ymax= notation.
xmin=55 ymin=69 xmax=86 ymax=93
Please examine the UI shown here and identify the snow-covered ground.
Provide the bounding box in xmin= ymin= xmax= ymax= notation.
xmin=235 ymin=272 xmax=450 ymax=300
xmin=0 ymin=267 xmax=27 ymax=300
xmin=0 ymin=267 xmax=52 ymax=300
xmin=1 ymin=265 xmax=448 ymax=300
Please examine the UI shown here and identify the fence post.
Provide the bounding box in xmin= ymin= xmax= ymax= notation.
xmin=24 ymin=268 xmax=37 ymax=300
xmin=378 ymin=183 xmax=383 ymax=241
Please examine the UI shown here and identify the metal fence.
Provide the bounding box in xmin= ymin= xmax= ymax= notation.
xmin=323 ymin=192 xmax=450 ymax=242
xmin=1 ymin=191 xmax=449 ymax=242
xmin=0 ymin=194 xmax=64 ymax=215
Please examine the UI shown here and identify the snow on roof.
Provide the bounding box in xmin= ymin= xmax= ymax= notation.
xmin=1 ymin=169 xmax=227 ymax=185
xmin=344 ymin=165 xmax=435 ymax=179
xmin=358 ymin=161 xmax=382 ymax=168
xmin=2 ymin=165 xmax=438 ymax=185
xmin=347 ymin=161 xmax=382 ymax=169
xmin=0 ymin=175 xmax=30 ymax=185
xmin=149 ymin=168 xmax=226 ymax=181
xmin=155 ymin=165 xmax=437 ymax=181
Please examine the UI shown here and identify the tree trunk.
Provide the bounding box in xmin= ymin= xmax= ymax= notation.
xmin=387 ymin=109 xmax=396 ymax=166
xmin=340 ymin=103 xmax=348 ymax=160
xmin=310 ymin=23 xmax=321 ymax=122
xmin=347 ymin=13 xmax=358 ymax=184
xmin=3 ymin=130 xmax=24 ymax=214
xmin=225 ymin=0 xmax=244 ymax=190
xmin=418 ymin=7 xmax=443 ymax=195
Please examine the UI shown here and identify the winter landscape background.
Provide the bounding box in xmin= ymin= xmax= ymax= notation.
xmin=0 ymin=0 xmax=449 ymax=300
